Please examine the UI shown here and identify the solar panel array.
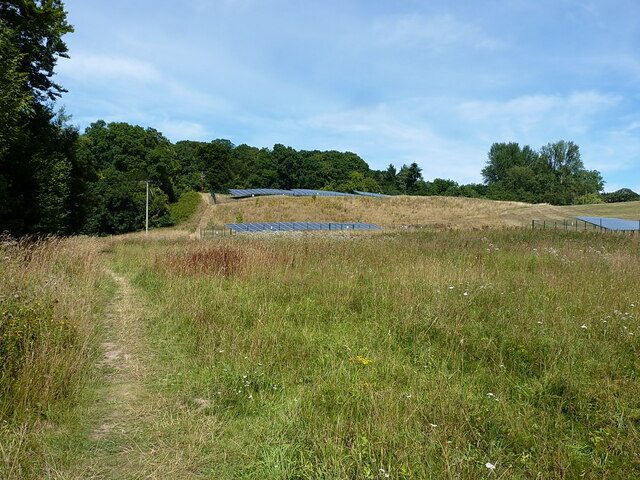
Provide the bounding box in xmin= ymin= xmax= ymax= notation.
xmin=229 ymin=188 xmax=387 ymax=198
xmin=229 ymin=188 xmax=290 ymax=197
xmin=576 ymin=216 xmax=640 ymax=231
xmin=226 ymin=222 xmax=381 ymax=232
xmin=290 ymin=189 xmax=359 ymax=197
xmin=354 ymin=191 xmax=389 ymax=197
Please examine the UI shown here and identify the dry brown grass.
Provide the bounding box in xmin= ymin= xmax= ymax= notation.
xmin=203 ymin=195 xmax=640 ymax=230
xmin=155 ymin=240 xmax=293 ymax=277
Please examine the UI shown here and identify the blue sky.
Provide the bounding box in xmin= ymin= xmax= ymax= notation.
xmin=56 ymin=0 xmax=640 ymax=191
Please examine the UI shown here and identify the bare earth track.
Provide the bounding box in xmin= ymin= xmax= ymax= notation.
xmin=65 ymin=269 xmax=156 ymax=479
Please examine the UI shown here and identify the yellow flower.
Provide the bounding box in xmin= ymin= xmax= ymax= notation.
xmin=350 ymin=355 xmax=372 ymax=365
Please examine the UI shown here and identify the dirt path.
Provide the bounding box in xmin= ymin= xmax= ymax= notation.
xmin=62 ymin=268 xmax=218 ymax=479
xmin=189 ymin=192 xmax=214 ymax=240
xmin=63 ymin=269 xmax=154 ymax=479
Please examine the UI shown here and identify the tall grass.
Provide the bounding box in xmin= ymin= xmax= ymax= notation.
xmin=110 ymin=229 xmax=640 ymax=478
xmin=0 ymin=236 xmax=109 ymax=479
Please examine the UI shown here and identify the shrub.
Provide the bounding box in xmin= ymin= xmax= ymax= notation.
xmin=574 ymin=193 xmax=604 ymax=205
xmin=169 ymin=191 xmax=202 ymax=224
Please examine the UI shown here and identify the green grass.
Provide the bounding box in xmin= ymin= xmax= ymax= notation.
xmin=106 ymin=230 xmax=640 ymax=478
xmin=170 ymin=191 xmax=204 ymax=225
xmin=0 ymin=236 xmax=112 ymax=479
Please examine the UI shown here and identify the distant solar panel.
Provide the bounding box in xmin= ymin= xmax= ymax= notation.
xmin=229 ymin=188 xmax=290 ymax=197
xmin=229 ymin=188 xmax=375 ymax=198
xmin=225 ymin=222 xmax=381 ymax=232
xmin=290 ymin=189 xmax=358 ymax=197
xmin=576 ymin=216 xmax=640 ymax=231
xmin=355 ymin=191 xmax=389 ymax=197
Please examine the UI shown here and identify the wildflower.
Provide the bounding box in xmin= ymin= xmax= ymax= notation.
xmin=350 ymin=355 xmax=372 ymax=365
xmin=537 ymin=321 xmax=543 ymax=325
xmin=463 ymin=292 xmax=469 ymax=296
xmin=581 ymin=325 xmax=588 ymax=329
xmin=486 ymin=392 xmax=495 ymax=397
xmin=430 ymin=423 xmax=438 ymax=427
xmin=485 ymin=462 xmax=496 ymax=470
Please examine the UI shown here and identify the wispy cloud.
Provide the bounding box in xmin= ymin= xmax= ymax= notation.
xmin=373 ymin=13 xmax=504 ymax=51
xmin=458 ymin=91 xmax=622 ymax=138
xmin=57 ymin=53 xmax=161 ymax=84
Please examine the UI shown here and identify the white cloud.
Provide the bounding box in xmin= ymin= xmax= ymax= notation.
xmin=57 ymin=53 xmax=161 ymax=84
xmin=458 ymin=91 xmax=621 ymax=139
xmin=373 ymin=13 xmax=504 ymax=51
xmin=156 ymin=120 xmax=209 ymax=141
xmin=304 ymin=103 xmax=483 ymax=182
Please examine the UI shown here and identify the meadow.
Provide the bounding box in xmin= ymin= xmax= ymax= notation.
xmin=1 ymin=197 xmax=639 ymax=479
xmin=108 ymin=229 xmax=639 ymax=478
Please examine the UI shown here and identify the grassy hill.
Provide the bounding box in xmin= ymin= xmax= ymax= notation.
xmin=199 ymin=195 xmax=640 ymax=230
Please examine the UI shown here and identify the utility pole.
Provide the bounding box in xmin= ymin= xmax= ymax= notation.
xmin=145 ymin=180 xmax=149 ymax=234
xmin=139 ymin=180 xmax=151 ymax=234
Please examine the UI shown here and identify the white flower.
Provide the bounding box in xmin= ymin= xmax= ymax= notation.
xmin=485 ymin=462 xmax=496 ymax=470
xmin=463 ymin=292 xmax=469 ymax=296
xmin=430 ymin=423 xmax=438 ymax=427
xmin=486 ymin=392 xmax=494 ymax=397
xmin=537 ymin=321 xmax=543 ymax=325
xmin=581 ymin=325 xmax=588 ymax=329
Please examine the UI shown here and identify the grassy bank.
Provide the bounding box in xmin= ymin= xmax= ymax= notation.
xmin=0 ymin=236 xmax=111 ymax=479
xmin=108 ymin=229 xmax=640 ymax=478
xmin=206 ymin=195 xmax=640 ymax=231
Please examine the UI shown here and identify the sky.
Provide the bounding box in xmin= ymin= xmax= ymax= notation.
xmin=56 ymin=0 xmax=640 ymax=191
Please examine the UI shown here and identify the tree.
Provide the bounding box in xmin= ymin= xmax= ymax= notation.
xmin=397 ymin=163 xmax=423 ymax=194
xmin=482 ymin=143 xmax=538 ymax=184
xmin=602 ymin=188 xmax=639 ymax=203
xmin=0 ymin=0 xmax=73 ymax=101
xmin=196 ymin=139 xmax=234 ymax=191
xmin=0 ymin=1 xmax=90 ymax=235
xmin=0 ymin=26 xmax=31 ymax=155
xmin=539 ymin=140 xmax=583 ymax=185
xmin=482 ymin=140 xmax=604 ymax=205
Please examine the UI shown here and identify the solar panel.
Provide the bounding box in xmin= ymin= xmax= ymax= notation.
xmin=229 ymin=188 xmax=290 ymax=197
xmin=355 ymin=191 xmax=389 ymax=197
xmin=230 ymin=188 xmax=393 ymax=198
xmin=576 ymin=216 xmax=640 ymax=231
xmin=290 ymin=189 xmax=358 ymax=197
xmin=225 ymin=222 xmax=382 ymax=232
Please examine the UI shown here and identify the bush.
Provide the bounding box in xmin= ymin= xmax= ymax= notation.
xmin=574 ymin=193 xmax=604 ymax=205
xmin=169 ymin=191 xmax=202 ymax=224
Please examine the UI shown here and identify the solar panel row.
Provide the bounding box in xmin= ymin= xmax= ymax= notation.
xmin=576 ymin=216 xmax=640 ymax=231
xmin=226 ymin=222 xmax=381 ymax=232
xmin=228 ymin=188 xmax=388 ymax=198
xmin=354 ymin=191 xmax=389 ymax=197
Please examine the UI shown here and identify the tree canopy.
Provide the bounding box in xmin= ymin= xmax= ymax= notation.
xmin=481 ymin=141 xmax=604 ymax=205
